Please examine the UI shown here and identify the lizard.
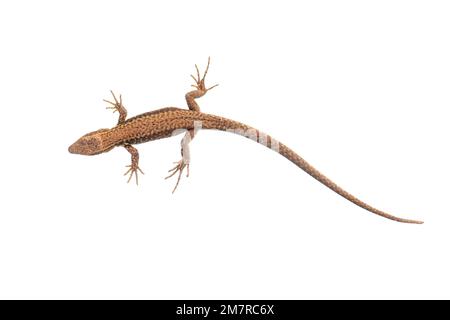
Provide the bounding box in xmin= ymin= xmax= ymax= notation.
xmin=68 ymin=58 xmax=423 ymax=224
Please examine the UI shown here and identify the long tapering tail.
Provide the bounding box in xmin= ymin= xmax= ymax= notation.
xmin=204 ymin=114 xmax=423 ymax=224
xmin=277 ymin=142 xmax=423 ymax=224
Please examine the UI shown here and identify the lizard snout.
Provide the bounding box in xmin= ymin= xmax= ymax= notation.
xmin=68 ymin=133 xmax=105 ymax=155
xmin=68 ymin=143 xmax=78 ymax=154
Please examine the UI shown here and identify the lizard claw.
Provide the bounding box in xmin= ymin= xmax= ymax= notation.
xmin=165 ymin=160 xmax=189 ymax=193
xmin=124 ymin=164 xmax=144 ymax=185
xmin=104 ymin=90 xmax=123 ymax=113
xmin=190 ymin=57 xmax=218 ymax=93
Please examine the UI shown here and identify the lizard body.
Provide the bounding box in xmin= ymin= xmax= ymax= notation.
xmin=69 ymin=58 xmax=423 ymax=224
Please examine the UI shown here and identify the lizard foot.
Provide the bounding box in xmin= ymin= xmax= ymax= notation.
xmin=124 ymin=164 xmax=144 ymax=185
xmin=190 ymin=57 xmax=219 ymax=93
xmin=103 ymin=90 xmax=123 ymax=114
xmin=165 ymin=160 xmax=189 ymax=193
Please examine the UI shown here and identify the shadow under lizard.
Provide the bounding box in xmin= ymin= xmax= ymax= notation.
xmin=68 ymin=58 xmax=423 ymax=224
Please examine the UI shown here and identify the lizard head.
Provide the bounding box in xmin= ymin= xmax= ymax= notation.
xmin=68 ymin=129 xmax=111 ymax=155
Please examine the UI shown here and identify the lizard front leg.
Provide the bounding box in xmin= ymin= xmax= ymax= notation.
xmin=104 ymin=90 xmax=127 ymax=124
xmin=123 ymin=144 xmax=144 ymax=185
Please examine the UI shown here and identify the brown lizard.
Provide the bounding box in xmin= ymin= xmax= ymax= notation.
xmin=68 ymin=58 xmax=423 ymax=224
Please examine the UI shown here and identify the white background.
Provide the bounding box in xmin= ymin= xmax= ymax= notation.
xmin=0 ymin=1 xmax=449 ymax=299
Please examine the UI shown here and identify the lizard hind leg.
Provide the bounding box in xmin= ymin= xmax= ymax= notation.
xmin=168 ymin=57 xmax=217 ymax=191
xmin=185 ymin=57 xmax=219 ymax=111
xmin=165 ymin=130 xmax=193 ymax=193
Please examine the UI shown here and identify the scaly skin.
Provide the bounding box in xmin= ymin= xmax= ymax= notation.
xmin=68 ymin=58 xmax=423 ymax=224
